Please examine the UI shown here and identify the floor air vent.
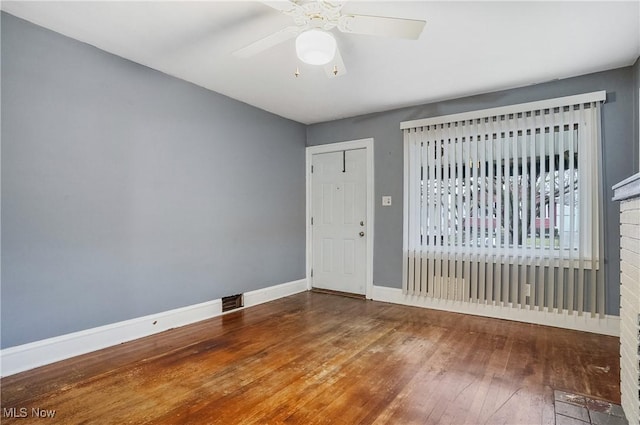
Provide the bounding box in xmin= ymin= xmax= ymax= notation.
xmin=222 ymin=294 xmax=243 ymax=312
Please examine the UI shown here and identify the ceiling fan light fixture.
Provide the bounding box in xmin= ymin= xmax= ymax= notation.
xmin=295 ymin=29 xmax=336 ymax=65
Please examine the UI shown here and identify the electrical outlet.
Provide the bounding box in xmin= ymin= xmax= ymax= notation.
xmin=382 ymin=196 xmax=392 ymax=206
xmin=524 ymin=283 xmax=531 ymax=297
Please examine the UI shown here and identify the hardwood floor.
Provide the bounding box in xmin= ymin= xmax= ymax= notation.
xmin=1 ymin=292 xmax=620 ymax=424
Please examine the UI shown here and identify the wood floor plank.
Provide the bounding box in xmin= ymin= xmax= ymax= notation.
xmin=0 ymin=292 xmax=620 ymax=424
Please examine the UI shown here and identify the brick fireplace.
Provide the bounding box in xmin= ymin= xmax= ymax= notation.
xmin=613 ymin=172 xmax=640 ymax=425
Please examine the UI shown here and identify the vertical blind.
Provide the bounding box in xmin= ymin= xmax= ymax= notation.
xmin=402 ymin=91 xmax=605 ymax=316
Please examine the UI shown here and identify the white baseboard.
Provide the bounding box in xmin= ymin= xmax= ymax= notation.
xmin=372 ymin=285 xmax=620 ymax=337
xmin=242 ymin=279 xmax=308 ymax=308
xmin=0 ymin=279 xmax=307 ymax=377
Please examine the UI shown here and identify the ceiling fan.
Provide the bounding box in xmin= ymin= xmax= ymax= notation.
xmin=233 ymin=0 xmax=426 ymax=78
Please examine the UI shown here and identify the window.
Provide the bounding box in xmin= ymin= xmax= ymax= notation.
xmin=402 ymin=92 xmax=605 ymax=315
xmin=419 ymin=117 xmax=587 ymax=256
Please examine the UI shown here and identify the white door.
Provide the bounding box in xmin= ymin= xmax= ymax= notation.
xmin=311 ymin=148 xmax=367 ymax=295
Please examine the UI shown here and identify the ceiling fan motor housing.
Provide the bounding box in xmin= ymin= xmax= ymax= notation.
xmin=288 ymin=1 xmax=342 ymax=30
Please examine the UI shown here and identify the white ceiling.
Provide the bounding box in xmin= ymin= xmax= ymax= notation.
xmin=2 ymin=1 xmax=639 ymax=124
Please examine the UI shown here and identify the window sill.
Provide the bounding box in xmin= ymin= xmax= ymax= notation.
xmin=409 ymin=250 xmax=600 ymax=270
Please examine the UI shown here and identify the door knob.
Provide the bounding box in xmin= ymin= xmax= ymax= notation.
xmin=359 ymin=231 xmax=365 ymax=237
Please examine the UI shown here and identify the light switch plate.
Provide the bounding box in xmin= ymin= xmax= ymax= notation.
xmin=382 ymin=196 xmax=392 ymax=206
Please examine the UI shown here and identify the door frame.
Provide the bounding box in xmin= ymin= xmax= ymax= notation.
xmin=306 ymin=138 xmax=375 ymax=299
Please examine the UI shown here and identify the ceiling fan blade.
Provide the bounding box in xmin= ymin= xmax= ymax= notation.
xmin=260 ymin=1 xmax=302 ymax=14
xmin=338 ymin=14 xmax=426 ymax=40
xmin=324 ymin=45 xmax=347 ymax=78
xmin=233 ymin=26 xmax=301 ymax=58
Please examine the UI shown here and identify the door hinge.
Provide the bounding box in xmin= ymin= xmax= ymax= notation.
xmin=311 ymin=217 xmax=313 ymax=225
xmin=311 ymin=268 xmax=313 ymax=277
xmin=311 ymin=165 xmax=314 ymax=173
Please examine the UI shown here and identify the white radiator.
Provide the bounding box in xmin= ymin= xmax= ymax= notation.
xmin=405 ymin=255 xmax=603 ymax=314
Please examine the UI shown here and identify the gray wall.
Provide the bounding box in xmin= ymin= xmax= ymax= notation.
xmin=634 ymin=57 xmax=640 ymax=173
xmin=307 ymin=67 xmax=635 ymax=315
xmin=1 ymin=13 xmax=306 ymax=348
